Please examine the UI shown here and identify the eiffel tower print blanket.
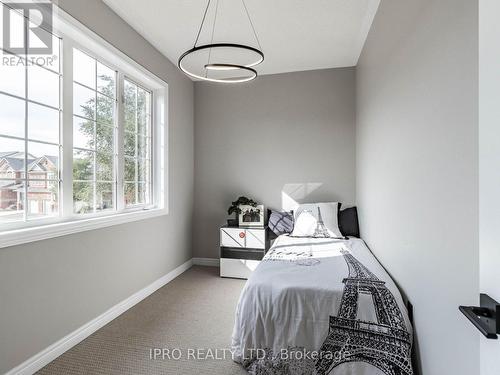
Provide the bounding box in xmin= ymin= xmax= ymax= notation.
xmin=231 ymin=235 xmax=413 ymax=375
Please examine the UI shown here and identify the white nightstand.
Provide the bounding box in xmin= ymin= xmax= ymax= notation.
xmin=220 ymin=226 xmax=268 ymax=279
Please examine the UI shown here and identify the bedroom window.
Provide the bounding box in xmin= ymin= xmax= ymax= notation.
xmin=123 ymin=79 xmax=152 ymax=207
xmin=72 ymin=48 xmax=117 ymax=214
xmin=0 ymin=3 xmax=167 ymax=246
xmin=0 ymin=9 xmax=62 ymax=224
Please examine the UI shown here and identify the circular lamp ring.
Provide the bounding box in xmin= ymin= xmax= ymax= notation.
xmin=178 ymin=43 xmax=264 ymax=84
xmin=178 ymin=43 xmax=264 ymax=68
xmin=179 ymin=62 xmax=257 ymax=84
xmin=205 ymin=63 xmax=245 ymax=71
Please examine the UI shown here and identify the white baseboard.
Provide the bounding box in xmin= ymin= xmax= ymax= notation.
xmin=5 ymin=258 xmax=193 ymax=375
xmin=192 ymin=257 xmax=219 ymax=267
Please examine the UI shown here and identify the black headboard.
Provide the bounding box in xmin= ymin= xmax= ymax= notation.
xmin=338 ymin=207 xmax=359 ymax=238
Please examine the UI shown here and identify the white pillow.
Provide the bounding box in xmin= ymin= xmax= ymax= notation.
xmin=291 ymin=202 xmax=342 ymax=238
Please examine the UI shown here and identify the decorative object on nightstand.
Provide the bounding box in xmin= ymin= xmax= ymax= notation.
xmin=238 ymin=204 xmax=264 ymax=227
xmin=220 ymin=226 xmax=268 ymax=279
xmin=226 ymin=196 xmax=258 ymax=226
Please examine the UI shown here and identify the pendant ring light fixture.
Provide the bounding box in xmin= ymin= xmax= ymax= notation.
xmin=178 ymin=0 xmax=264 ymax=83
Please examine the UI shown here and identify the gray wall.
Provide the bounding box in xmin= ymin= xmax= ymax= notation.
xmin=356 ymin=1 xmax=479 ymax=375
xmin=193 ymin=68 xmax=356 ymax=259
xmin=479 ymin=0 xmax=500 ymax=373
xmin=0 ymin=0 xmax=194 ymax=372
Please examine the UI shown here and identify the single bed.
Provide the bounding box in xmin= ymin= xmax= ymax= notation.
xmin=231 ymin=234 xmax=414 ymax=375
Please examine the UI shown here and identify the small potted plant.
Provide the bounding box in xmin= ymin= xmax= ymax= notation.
xmin=227 ymin=196 xmax=257 ymax=227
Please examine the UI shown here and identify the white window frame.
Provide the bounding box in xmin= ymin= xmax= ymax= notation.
xmin=0 ymin=5 xmax=168 ymax=248
xmin=121 ymin=75 xmax=154 ymax=209
xmin=70 ymin=45 xmax=119 ymax=216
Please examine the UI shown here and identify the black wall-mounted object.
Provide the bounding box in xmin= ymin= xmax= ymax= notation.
xmin=459 ymin=294 xmax=500 ymax=339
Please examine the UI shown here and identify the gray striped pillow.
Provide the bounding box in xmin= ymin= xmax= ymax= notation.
xmin=268 ymin=210 xmax=294 ymax=236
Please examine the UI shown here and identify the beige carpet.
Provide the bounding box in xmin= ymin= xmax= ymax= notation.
xmin=37 ymin=266 xmax=248 ymax=375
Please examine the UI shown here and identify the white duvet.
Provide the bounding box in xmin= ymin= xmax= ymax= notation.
xmin=231 ymin=235 xmax=413 ymax=375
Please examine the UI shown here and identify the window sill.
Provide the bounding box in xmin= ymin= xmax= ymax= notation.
xmin=0 ymin=208 xmax=167 ymax=249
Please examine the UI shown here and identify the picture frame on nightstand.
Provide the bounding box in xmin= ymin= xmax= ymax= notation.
xmin=238 ymin=204 xmax=264 ymax=227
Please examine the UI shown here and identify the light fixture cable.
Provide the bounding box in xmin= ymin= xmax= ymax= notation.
xmin=206 ymin=0 xmax=220 ymax=77
xmin=241 ymin=0 xmax=262 ymax=50
xmin=193 ymin=0 xmax=212 ymax=48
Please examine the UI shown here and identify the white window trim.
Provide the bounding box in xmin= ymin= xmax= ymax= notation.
xmin=0 ymin=5 xmax=168 ymax=249
xmin=0 ymin=208 xmax=167 ymax=249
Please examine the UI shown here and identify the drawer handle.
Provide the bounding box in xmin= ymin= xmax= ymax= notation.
xmin=239 ymin=232 xmax=245 ymax=238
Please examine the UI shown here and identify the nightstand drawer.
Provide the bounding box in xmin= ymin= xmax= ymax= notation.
xmin=221 ymin=247 xmax=264 ymax=261
xmin=220 ymin=258 xmax=260 ymax=279
xmin=220 ymin=227 xmax=266 ymax=249
xmin=245 ymin=229 xmax=266 ymax=249
xmin=220 ymin=228 xmax=246 ymax=247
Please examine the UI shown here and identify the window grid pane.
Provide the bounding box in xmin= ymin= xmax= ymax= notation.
xmin=72 ymin=48 xmax=117 ymax=214
xmin=123 ymin=78 xmax=152 ymax=208
xmin=0 ymin=11 xmax=61 ymax=224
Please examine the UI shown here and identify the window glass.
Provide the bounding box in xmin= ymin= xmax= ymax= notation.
xmin=97 ymin=62 xmax=115 ymax=97
xmin=0 ymin=95 xmax=25 ymax=138
xmin=0 ymin=62 xmax=25 ymax=98
xmin=72 ymin=48 xmax=116 ymax=214
xmin=123 ymin=79 xmax=152 ymax=207
xmin=28 ymin=103 xmax=59 ymax=144
xmin=73 ymin=49 xmax=96 ymax=89
xmin=0 ymin=9 xmax=61 ymax=224
xmin=27 ymin=64 xmax=60 ymax=108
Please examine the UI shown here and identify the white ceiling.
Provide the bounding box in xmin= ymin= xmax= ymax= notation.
xmin=103 ymin=0 xmax=380 ymax=78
